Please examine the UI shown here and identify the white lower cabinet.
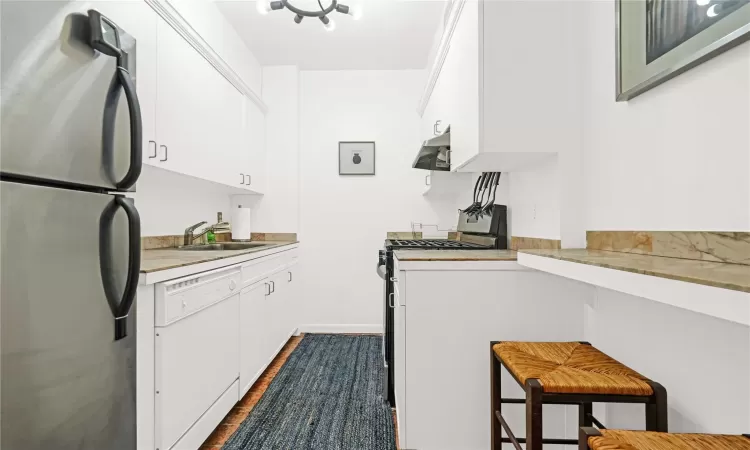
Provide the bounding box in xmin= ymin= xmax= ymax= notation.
xmin=140 ymin=246 xmax=300 ymax=450
xmin=393 ymin=285 xmax=407 ymax=450
xmin=239 ymin=280 xmax=273 ymax=397
xmin=238 ymin=266 xmax=298 ymax=397
xmin=392 ymin=259 xmax=590 ymax=450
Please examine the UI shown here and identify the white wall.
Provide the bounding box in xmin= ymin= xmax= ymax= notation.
xmin=500 ymin=1 xmax=749 ymax=243
xmin=135 ymin=165 xmax=231 ymax=236
xmin=297 ymin=70 xmax=466 ymax=328
xmin=573 ymin=1 xmax=750 ymax=433
xmin=587 ymin=289 xmax=750 ymax=433
xmin=507 ymin=160 xmax=561 ymax=240
xmin=582 ymin=1 xmax=750 ymax=232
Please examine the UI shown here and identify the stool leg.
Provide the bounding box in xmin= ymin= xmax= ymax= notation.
xmin=579 ymin=427 xmax=602 ymax=450
xmin=526 ymin=379 xmax=543 ymax=450
xmin=491 ymin=345 xmax=503 ymax=450
xmin=579 ymin=402 xmax=593 ymax=427
xmin=645 ymin=381 xmax=668 ymax=432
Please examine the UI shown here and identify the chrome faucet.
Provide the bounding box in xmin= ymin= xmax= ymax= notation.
xmin=184 ymin=221 xmax=207 ymax=246
xmin=183 ymin=220 xmax=230 ymax=246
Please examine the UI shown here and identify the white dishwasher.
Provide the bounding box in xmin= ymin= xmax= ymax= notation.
xmin=154 ymin=266 xmax=241 ymax=450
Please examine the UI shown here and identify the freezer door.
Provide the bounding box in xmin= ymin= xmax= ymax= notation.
xmin=0 ymin=2 xmax=141 ymax=190
xmin=1 ymin=181 xmax=138 ymax=450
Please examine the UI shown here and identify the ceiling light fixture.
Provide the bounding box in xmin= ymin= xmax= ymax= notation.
xmin=256 ymin=0 xmax=361 ymax=30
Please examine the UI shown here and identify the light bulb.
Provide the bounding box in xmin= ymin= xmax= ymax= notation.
xmin=707 ymin=4 xmax=719 ymax=16
xmin=696 ymin=0 xmax=710 ymax=5
xmin=256 ymin=0 xmax=272 ymax=15
xmin=348 ymin=5 xmax=363 ymax=20
xmin=324 ymin=17 xmax=336 ymax=31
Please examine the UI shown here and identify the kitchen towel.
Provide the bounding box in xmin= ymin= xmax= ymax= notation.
xmin=231 ymin=206 xmax=252 ymax=241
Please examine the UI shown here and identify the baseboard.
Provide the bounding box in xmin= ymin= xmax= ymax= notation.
xmin=298 ymin=324 xmax=383 ymax=334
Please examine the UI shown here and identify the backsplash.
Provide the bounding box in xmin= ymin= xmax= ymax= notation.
xmin=586 ymin=231 xmax=750 ymax=266
xmin=510 ymin=236 xmax=562 ymax=251
xmin=142 ymin=232 xmax=298 ymax=250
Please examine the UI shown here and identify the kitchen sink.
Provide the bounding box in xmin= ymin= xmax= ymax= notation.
xmin=176 ymin=242 xmax=274 ymax=251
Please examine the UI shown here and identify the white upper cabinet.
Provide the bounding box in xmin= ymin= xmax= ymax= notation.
xmin=420 ymin=0 xmax=576 ymax=173
xmin=92 ymin=1 xmax=158 ymax=167
xmin=240 ymin=96 xmax=266 ymax=194
xmin=103 ymin=2 xmax=266 ymax=193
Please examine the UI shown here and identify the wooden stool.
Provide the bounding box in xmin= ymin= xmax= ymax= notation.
xmin=580 ymin=428 xmax=750 ymax=450
xmin=490 ymin=341 xmax=668 ymax=450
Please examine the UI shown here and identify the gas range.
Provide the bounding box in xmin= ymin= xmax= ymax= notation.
xmin=385 ymin=239 xmax=489 ymax=249
xmin=377 ymin=205 xmax=509 ymax=406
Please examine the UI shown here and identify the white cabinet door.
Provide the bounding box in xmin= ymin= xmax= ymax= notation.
xmin=394 ymin=287 xmax=407 ymax=450
xmin=282 ymin=261 xmax=299 ymax=338
xmin=156 ymin=19 xmax=238 ymax=185
xmin=92 ymin=1 xmax=158 ymax=167
xmin=241 ymin=96 xmax=266 ymax=193
xmin=239 ymin=280 xmax=271 ymax=397
xmin=441 ymin=1 xmax=479 ymax=171
xmin=425 ymin=47 xmax=450 ymax=140
xmin=269 ymin=269 xmax=291 ymax=353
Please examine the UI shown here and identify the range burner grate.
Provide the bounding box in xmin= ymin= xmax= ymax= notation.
xmin=389 ymin=239 xmax=487 ymax=249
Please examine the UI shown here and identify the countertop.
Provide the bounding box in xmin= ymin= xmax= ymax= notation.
xmin=394 ymin=249 xmax=517 ymax=261
xmin=519 ymin=249 xmax=750 ymax=293
xmin=141 ymin=241 xmax=298 ymax=273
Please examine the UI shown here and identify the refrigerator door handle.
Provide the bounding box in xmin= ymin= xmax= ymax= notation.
xmin=103 ymin=65 xmax=142 ymax=190
xmin=99 ymin=195 xmax=141 ymax=341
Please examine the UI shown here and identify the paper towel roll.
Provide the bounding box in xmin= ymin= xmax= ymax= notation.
xmin=231 ymin=206 xmax=252 ymax=241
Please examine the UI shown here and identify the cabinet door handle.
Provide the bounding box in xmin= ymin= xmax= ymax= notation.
xmin=270 ymin=280 xmax=275 ymax=294
xmin=148 ymin=140 xmax=157 ymax=158
xmin=434 ymin=120 xmax=442 ymax=136
xmin=425 ymin=174 xmax=430 ymax=186
xmin=388 ymin=292 xmax=395 ymax=308
xmin=240 ymin=173 xmax=245 ymax=185
xmin=245 ymin=174 xmax=251 ymax=185
xmin=288 ymin=271 xmax=292 ymax=282
xmin=159 ymin=145 xmax=168 ymax=162
xmin=265 ymin=282 xmax=271 ymax=296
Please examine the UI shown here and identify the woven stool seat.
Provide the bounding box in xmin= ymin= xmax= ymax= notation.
xmin=587 ymin=430 xmax=750 ymax=450
xmin=492 ymin=342 xmax=653 ymax=396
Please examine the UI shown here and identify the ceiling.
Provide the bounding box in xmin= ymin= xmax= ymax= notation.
xmin=216 ymin=0 xmax=448 ymax=70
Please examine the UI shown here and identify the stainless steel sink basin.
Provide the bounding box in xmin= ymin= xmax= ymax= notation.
xmin=176 ymin=242 xmax=274 ymax=251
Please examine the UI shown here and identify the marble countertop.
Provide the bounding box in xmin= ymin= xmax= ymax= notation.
xmin=519 ymin=249 xmax=750 ymax=293
xmin=394 ymin=249 xmax=517 ymax=261
xmin=141 ymin=241 xmax=298 ymax=273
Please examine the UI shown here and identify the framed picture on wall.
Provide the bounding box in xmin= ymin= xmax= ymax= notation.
xmin=616 ymin=0 xmax=750 ymax=101
xmin=339 ymin=141 xmax=375 ymax=175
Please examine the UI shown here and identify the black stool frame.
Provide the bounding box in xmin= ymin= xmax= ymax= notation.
xmin=491 ymin=341 xmax=668 ymax=450
xmin=578 ymin=427 xmax=750 ymax=450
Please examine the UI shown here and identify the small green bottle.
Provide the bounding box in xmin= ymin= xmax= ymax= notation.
xmin=207 ymin=230 xmax=216 ymax=243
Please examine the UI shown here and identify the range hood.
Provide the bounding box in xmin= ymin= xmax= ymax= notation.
xmin=412 ymin=126 xmax=450 ymax=171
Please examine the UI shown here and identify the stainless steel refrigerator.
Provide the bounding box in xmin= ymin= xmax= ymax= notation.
xmin=1 ymin=3 xmax=141 ymax=449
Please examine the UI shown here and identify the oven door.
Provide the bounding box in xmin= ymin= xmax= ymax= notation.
xmin=384 ymin=251 xmax=395 ymax=405
xmin=377 ymin=248 xmax=395 ymax=405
